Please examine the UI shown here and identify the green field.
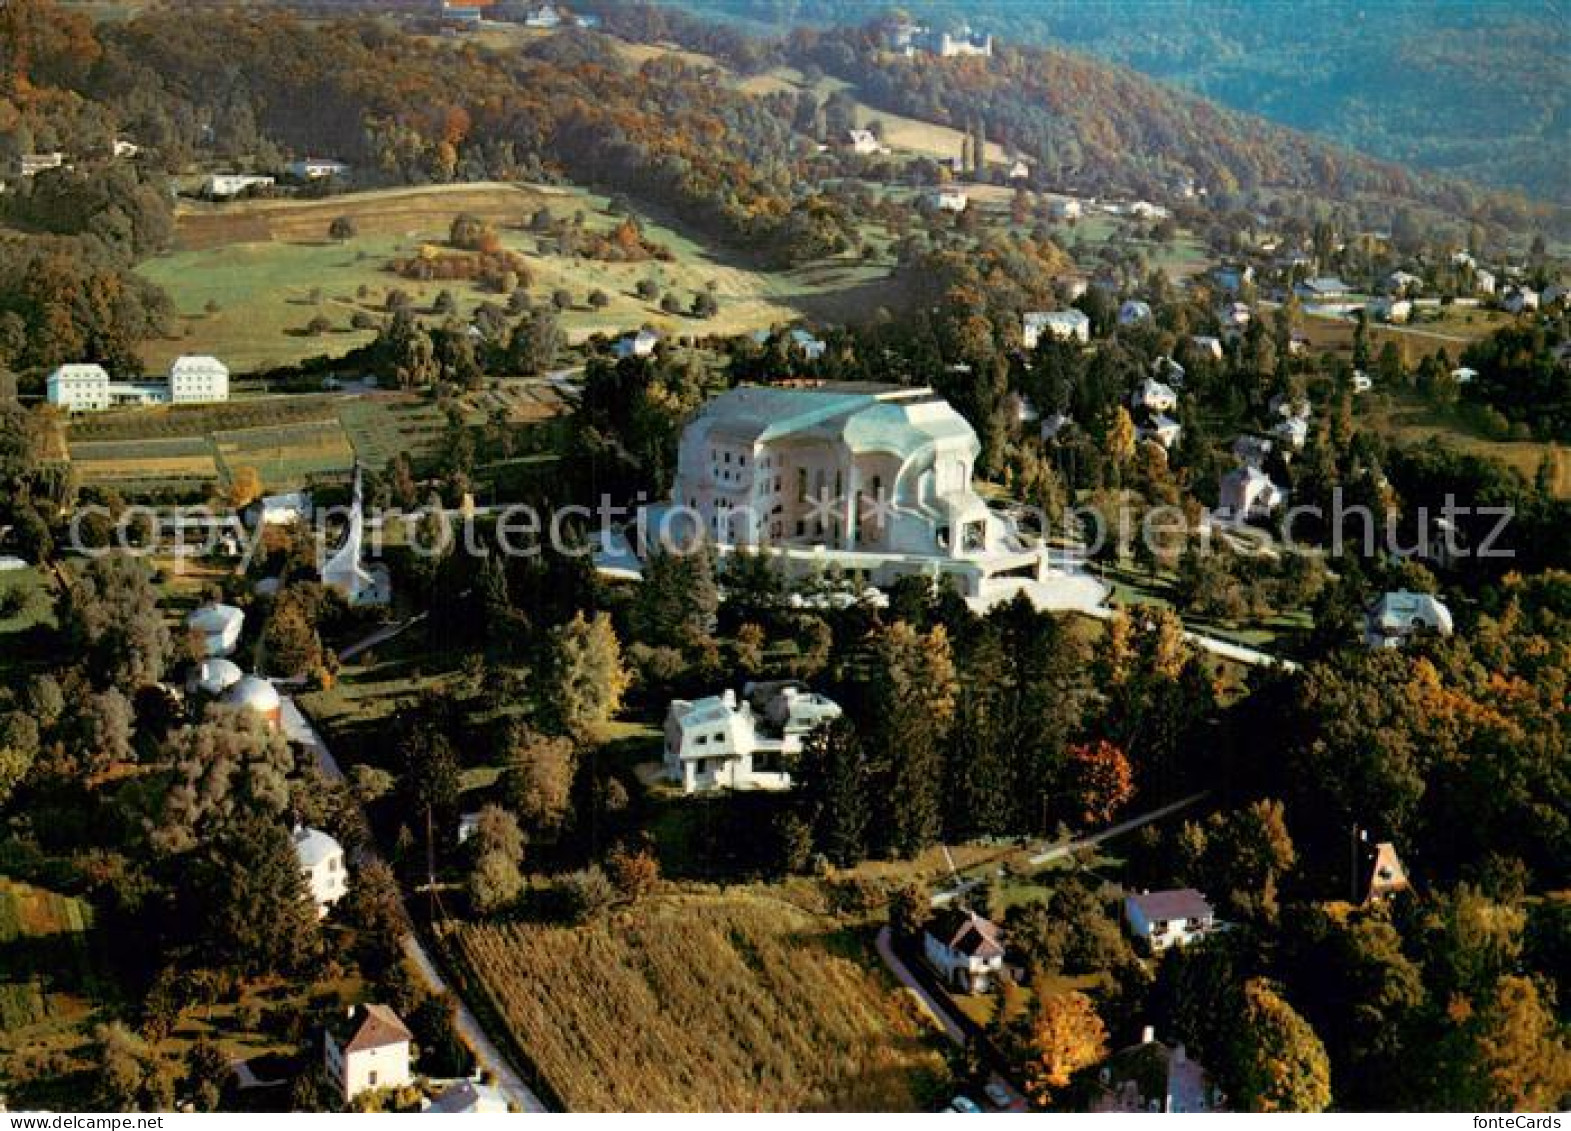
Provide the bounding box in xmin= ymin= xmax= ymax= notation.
xmin=0 ymin=877 xmax=99 ymax=1034
xmin=139 ymin=181 xmax=899 ymax=374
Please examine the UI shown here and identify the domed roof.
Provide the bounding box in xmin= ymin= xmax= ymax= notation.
xmin=225 ymin=674 xmax=281 ymax=714
xmin=193 ymin=657 xmax=244 ymax=696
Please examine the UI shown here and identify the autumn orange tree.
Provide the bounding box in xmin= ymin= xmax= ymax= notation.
xmin=1022 ymin=990 xmax=1108 ymax=1108
xmin=1065 ymin=739 xmax=1134 ymax=827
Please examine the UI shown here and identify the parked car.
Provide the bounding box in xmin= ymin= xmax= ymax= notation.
xmin=948 ymin=1096 xmax=983 ymax=1113
xmin=983 ymin=1082 xmax=1014 ymax=1109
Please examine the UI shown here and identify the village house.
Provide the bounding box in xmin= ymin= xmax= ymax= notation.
xmin=185 ymin=602 xmax=245 ymax=658
xmin=1372 ymin=297 xmax=1413 ymax=324
xmin=14 ymin=151 xmax=66 ymax=178
xmin=1008 ymin=159 xmax=1031 ymax=181
xmin=1364 ymin=591 xmax=1454 ymax=649
xmin=922 ymin=907 xmax=1006 ymax=992
xmin=747 ymin=327 xmax=828 ymax=362
xmin=1295 ymin=276 xmax=1351 ymax=301
xmin=1153 ymin=356 xmax=1185 ymax=385
xmin=1123 ymin=889 xmax=1215 ymax=953
xmin=1385 ymin=270 xmax=1423 ymax=295
xmin=1273 ymin=414 xmax=1309 ymax=452
xmin=1352 ymin=369 xmax=1374 ymax=393
xmin=189 ymin=657 xmax=244 ymax=698
xmin=642 ymin=383 xmax=1086 ymax=606
xmin=1210 ymin=264 xmax=1254 ymax=294
xmin=1049 ymin=198 xmax=1082 ymax=222
xmin=203 ymin=173 xmax=275 ymax=199
xmin=663 ymin=682 xmax=841 ymax=794
xmin=1217 ymin=465 xmax=1286 ymax=522
xmin=1022 ymin=309 xmax=1090 ymax=348
xmin=1190 ymin=335 xmax=1224 ymax=361
xmin=325 ymin=1005 xmax=413 ymax=1106
xmin=1093 ymin=1027 xmax=1226 ymax=1113
xmin=1132 ymin=378 xmax=1178 ymax=414
xmin=613 ymin=329 xmax=660 ymax=359
xmin=255 ymin=491 xmax=313 ymax=527
xmin=1138 ymin=414 xmax=1182 ymax=451
xmin=112 ymin=139 xmax=140 ymax=159
xmin=845 ymin=129 xmax=884 ymax=156
xmin=1451 ymin=366 xmax=1478 ymax=385
xmin=1118 ymin=299 xmax=1153 ymax=326
xmin=1231 ymin=435 xmax=1273 ymax=467
xmin=1473 ymin=268 xmax=1497 ymax=295
xmin=287 ymin=157 xmax=350 ymax=180
xmin=1502 ymin=286 xmax=1539 ymax=314
xmin=930 ymin=189 xmax=969 ymax=213
xmin=293 ymin=825 xmax=349 ymax=917
xmin=1220 ymin=302 xmax=1251 ymax=331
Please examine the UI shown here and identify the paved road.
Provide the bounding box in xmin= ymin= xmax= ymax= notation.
xmin=278 ymin=694 xmax=549 ymax=1113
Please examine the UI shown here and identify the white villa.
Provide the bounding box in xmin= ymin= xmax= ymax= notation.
xmin=846 ymin=129 xmax=883 ymax=155
xmin=203 ymin=173 xmax=274 ymax=199
xmin=185 ymin=602 xmax=244 ymax=657
xmin=1049 ymin=198 xmax=1082 ymax=222
xmin=287 ymin=157 xmax=349 ymax=180
xmin=1365 ymin=591 xmax=1454 ymax=649
xmin=325 ymin=1005 xmax=412 ymax=1107
xmin=1502 ymin=286 xmax=1539 ymax=314
xmin=1217 ymin=465 xmax=1285 ymax=521
xmin=1023 ymin=309 xmax=1090 ymax=348
xmin=643 ymin=383 xmax=1085 ymax=606
xmin=923 ymin=907 xmax=1006 ymax=992
xmin=1132 ymin=378 xmax=1178 ymax=414
xmin=1124 ymin=889 xmax=1215 ymax=953
xmin=293 ymin=825 xmax=348 ymax=917
xmin=663 ymin=682 xmax=841 ymax=794
xmin=1139 ymin=414 xmax=1182 ymax=451
xmin=46 ymin=356 xmax=229 ymax=413
xmin=930 ymin=189 xmax=969 ymax=213
xmin=613 ymin=329 xmax=660 ymax=359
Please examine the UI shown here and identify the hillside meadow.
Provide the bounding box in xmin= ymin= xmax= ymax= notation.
xmin=451 ymin=892 xmax=949 ymax=1112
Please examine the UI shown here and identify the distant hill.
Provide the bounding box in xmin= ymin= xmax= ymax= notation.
xmin=674 ymin=0 xmax=1570 ymax=205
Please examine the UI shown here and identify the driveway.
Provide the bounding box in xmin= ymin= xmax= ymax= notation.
xmin=278 ymin=692 xmax=549 ymax=1112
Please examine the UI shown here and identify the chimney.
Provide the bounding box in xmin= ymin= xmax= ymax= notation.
xmin=1141 ymin=1025 xmax=1155 ymax=1045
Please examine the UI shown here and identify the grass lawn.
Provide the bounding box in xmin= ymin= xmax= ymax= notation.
xmin=141 ymin=181 xmax=900 ymax=374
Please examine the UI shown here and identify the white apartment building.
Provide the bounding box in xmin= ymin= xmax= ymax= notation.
xmin=46 ymin=356 xmax=230 ymax=412
xmin=293 ymin=825 xmax=349 ymax=918
xmin=644 ymin=383 xmax=1062 ymax=603
xmin=664 ymin=682 xmax=841 ymax=794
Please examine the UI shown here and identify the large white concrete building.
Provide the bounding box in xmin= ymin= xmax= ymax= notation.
xmin=46 ymin=356 xmax=229 ymax=413
xmin=663 ymin=682 xmax=841 ymax=794
xmin=643 ymin=383 xmax=1074 ymax=605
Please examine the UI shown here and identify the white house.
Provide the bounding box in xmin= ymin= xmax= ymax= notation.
xmin=1364 ymin=591 xmax=1454 ymax=649
xmin=1139 ymin=414 xmax=1182 ymax=451
xmin=287 ymin=157 xmax=349 ymax=180
xmin=1118 ymin=299 xmax=1152 ymax=326
xmin=203 ymin=173 xmax=275 ymax=199
xmin=663 ymin=683 xmax=840 ymax=794
xmin=1022 ymin=309 xmax=1090 ymax=348
xmin=1049 ymin=198 xmax=1082 ymax=222
xmin=930 ymin=190 xmax=969 ymax=213
xmin=922 ymin=907 xmax=1006 ymax=992
xmin=1372 ymin=298 xmax=1412 ymax=324
xmin=325 ymin=1005 xmax=413 ymax=1107
xmin=256 ymin=491 xmax=313 ymax=526
xmin=112 ymin=139 xmax=140 ymax=159
xmin=1190 ymin=335 xmax=1224 ymax=361
xmin=1352 ymin=369 xmax=1373 ymax=393
xmin=523 ymin=3 xmax=563 ymax=28
xmin=1217 ymin=465 xmax=1285 ymax=521
xmin=185 ymin=602 xmax=244 ymax=658
xmin=1385 ymin=270 xmax=1423 ymax=295
xmin=1132 ymin=378 xmax=1177 ymax=414
xmin=1451 ymin=366 xmax=1479 ymax=385
xmin=846 ymin=129 xmax=883 ymax=156
xmin=1123 ymin=889 xmax=1215 ymax=953
xmin=1295 ymin=276 xmax=1351 ymax=300
xmin=293 ymin=825 xmax=348 ymax=917
xmin=1273 ymin=414 xmax=1309 ymax=452
xmin=16 ymin=151 xmax=65 ymax=178
xmin=642 ymin=383 xmax=1066 ymax=604
xmin=1094 ymin=1027 xmax=1226 ymax=1113
xmin=1473 ymin=268 xmax=1497 ymax=295
xmin=613 ymin=329 xmax=660 ymax=359
xmin=1008 ymin=159 xmax=1031 ymax=181
xmin=1502 ymin=286 xmax=1539 ymax=314
xmin=1361 ymin=840 xmax=1411 ymax=904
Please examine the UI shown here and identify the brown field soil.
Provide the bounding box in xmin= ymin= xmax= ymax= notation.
xmin=451 ymin=892 xmax=947 ymax=1112
xmin=173 ymin=182 xmax=574 ymax=251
